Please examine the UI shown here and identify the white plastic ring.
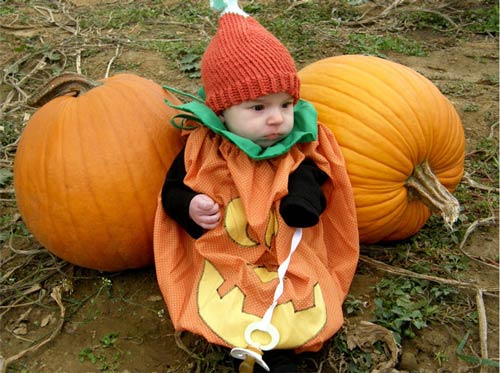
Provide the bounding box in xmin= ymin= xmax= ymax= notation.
xmin=244 ymin=321 xmax=280 ymax=351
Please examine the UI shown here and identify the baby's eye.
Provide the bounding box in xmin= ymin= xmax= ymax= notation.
xmin=252 ymin=104 xmax=265 ymax=111
xmin=282 ymin=102 xmax=293 ymax=109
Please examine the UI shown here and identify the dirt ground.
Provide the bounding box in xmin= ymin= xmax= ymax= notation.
xmin=0 ymin=1 xmax=498 ymax=372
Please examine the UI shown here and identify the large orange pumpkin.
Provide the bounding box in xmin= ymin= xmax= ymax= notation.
xmin=14 ymin=73 xmax=184 ymax=271
xmin=299 ymin=55 xmax=465 ymax=243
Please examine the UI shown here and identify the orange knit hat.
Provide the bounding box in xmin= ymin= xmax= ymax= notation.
xmin=201 ymin=7 xmax=300 ymax=114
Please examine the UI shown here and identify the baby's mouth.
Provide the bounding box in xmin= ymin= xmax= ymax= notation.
xmin=264 ymin=133 xmax=281 ymax=140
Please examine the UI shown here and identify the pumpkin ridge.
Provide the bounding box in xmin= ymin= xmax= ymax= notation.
xmin=101 ymin=84 xmax=152 ymax=267
xmin=354 ymin=59 xmax=431 ymax=165
xmin=305 ymin=57 xmax=429 ymax=162
xmin=357 ymin=194 xmax=408 ymax=240
xmin=336 ymin=146 xmax=409 ymax=182
xmin=50 ymin=99 xmax=84 ymax=264
xmin=62 ymin=102 xmax=88 ymax=265
xmin=108 ymin=77 xmax=178 ymax=266
xmin=354 ymin=188 xmax=403 ymax=208
xmin=362 ymin=58 xmax=434 ymax=152
xmin=302 ymin=79 xmax=421 ymax=172
xmin=122 ymin=78 xmax=182 ymax=170
xmin=45 ymin=97 xmax=81 ymax=258
xmin=83 ymin=88 xmax=133 ymax=269
xmin=313 ymin=101 xmax=414 ymax=176
xmin=28 ymin=102 xmax=57 ymax=260
xmin=384 ymin=202 xmax=430 ymax=241
xmin=427 ymin=99 xmax=464 ymax=174
xmin=400 ymin=67 xmax=464 ymax=172
xmin=74 ymin=97 xmax=119 ymax=268
xmin=355 ymin=57 xmax=434 ymax=161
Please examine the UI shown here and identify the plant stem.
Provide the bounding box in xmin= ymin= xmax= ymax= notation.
xmin=28 ymin=73 xmax=102 ymax=107
xmin=406 ymin=160 xmax=460 ymax=229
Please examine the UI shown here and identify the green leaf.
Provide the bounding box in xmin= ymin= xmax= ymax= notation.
xmin=0 ymin=168 xmax=13 ymax=187
xmin=180 ymin=54 xmax=199 ymax=64
xmin=456 ymin=331 xmax=500 ymax=367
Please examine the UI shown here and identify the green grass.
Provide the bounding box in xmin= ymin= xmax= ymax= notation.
xmin=438 ymin=80 xmax=474 ymax=97
xmin=456 ymin=128 xmax=499 ymax=220
xmin=78 ymin=5 xmax=162 ymax=29
xmin=344 ymin=33 xmax=427 ymax=57
xmin=464 ymin=5 xmax=499 ymax=35
xmin=397 ymin=3 xmax=498 ymax=35
xmin=0 ymin=5 xmax=17 ymax=15
xmin=256 ymin=1 xmax=341 ymax=61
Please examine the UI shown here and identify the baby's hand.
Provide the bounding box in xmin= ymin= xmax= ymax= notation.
xmin=189 ymin=194 xmax=221 ymax=230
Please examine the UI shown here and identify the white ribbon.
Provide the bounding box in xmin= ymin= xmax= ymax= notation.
xmin=231 ymin=228 xmax=303 ymax=371
xmin=243 ymin=227 xmax=303 ymax=351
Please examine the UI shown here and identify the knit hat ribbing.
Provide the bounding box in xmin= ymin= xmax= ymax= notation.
xmin=201 ymin=12 xmax=300 ymax=114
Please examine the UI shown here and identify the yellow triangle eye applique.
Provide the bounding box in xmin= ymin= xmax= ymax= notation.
xmin=224 ymin=197 xmax=279 ymax=248
xmin=264 ymin=208 xmax=279 ymax=248
xmin=224 ymin=198 xmax=259 ymax=247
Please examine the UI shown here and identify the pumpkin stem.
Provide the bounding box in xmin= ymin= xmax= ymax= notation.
xmin=28 ymin=73 xmax=102 ymax=107
xmin=406 ymin=160 xmax=460 ymax=229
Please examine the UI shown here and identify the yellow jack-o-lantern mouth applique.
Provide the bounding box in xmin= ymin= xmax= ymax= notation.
xmin=224 ymin=197 xmax=279 ymax=248
xmin=197 ymin=259 xmax=327 ymax=349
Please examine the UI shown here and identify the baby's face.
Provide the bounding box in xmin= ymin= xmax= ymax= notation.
xmin=220 ymin=92 xmax=294 ymax=148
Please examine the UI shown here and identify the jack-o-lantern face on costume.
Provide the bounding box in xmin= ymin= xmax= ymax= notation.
xmin=198 ymin=199 xmax=326 ymax=348
xmin=154 ymin=124 xmax=359 ymax=353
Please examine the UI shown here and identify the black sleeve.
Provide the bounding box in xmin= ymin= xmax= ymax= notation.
xmin=161 ymin=147 xmax=204 ymax=238
xmin=279 ymin=158 xmax=329 ymax=228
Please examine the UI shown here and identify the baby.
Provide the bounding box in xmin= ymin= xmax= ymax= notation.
xmin=154 ymin=1 xmax=359 ymax=371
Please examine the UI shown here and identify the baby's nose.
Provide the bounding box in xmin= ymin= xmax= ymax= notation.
xmin=267 ymin=109 xmax=284 ymax=125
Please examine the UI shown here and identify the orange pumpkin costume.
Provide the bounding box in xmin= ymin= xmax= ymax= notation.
xmin=154 ymin=0 xmax=359 ymax=360
xmin=154 ymin=121 xmax=359 ymax=353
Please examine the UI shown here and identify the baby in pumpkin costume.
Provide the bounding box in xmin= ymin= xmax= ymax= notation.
xmin=154 ymin=1 xmax=359 ymax=371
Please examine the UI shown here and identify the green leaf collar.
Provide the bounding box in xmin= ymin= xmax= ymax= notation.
xmin=164 ymin=86 xmax=318 ymax=160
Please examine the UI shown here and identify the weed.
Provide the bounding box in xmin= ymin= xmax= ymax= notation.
xmin=97 ymin=277 xmax=113 ymax=299
xmin=399 ymin=3 xmax=498 ymax=35
xmin=0 ymin=5 xmax=16 ymax=15
xmin=371 ymin=277 xmax=467 ymax=344
xmin=463 ymin=102 xmax=480 ymax=112
xmin=0 ymin=168 xmax=13 ymax=187
xmin=400 ymin=10 xmax=457 ymax=32
xmin=1 ymin=119 xmax=22 ymax=146
xmin=330 ymin=3 xmax=364 ymax=24
xmin=464 ymin=5 xmax=499 ymax=35
xmin=343 ymin=294 xmax=366 ymax=316
xmin=79 ymin=5 xmax=161 ymax=29
xmin=79 ymin=332 xmax=122 ymax=372
xmin=169 ymin=1 xmax=211 ymax=24
xmin=79 ymin=348 xmax=98 ymax=364
xmin=260 ymin=2 xmax=334 ymax=60
xmin=434 ymin=350 xmax=449 ymax=366
xmin=325 ymin=329 xmax=381 ymax=372
xmin=438 ymin=80 xmax=474 ymax=97
xmin=457 ymin=128 xmax=499 ymax=221
xmin=344 ymin=34 xmax=427 ymax=57
xmin=179 ymin=54 xmax=202 ymax=79
xmin=100 ymin=332 xmax=119 ymax=347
